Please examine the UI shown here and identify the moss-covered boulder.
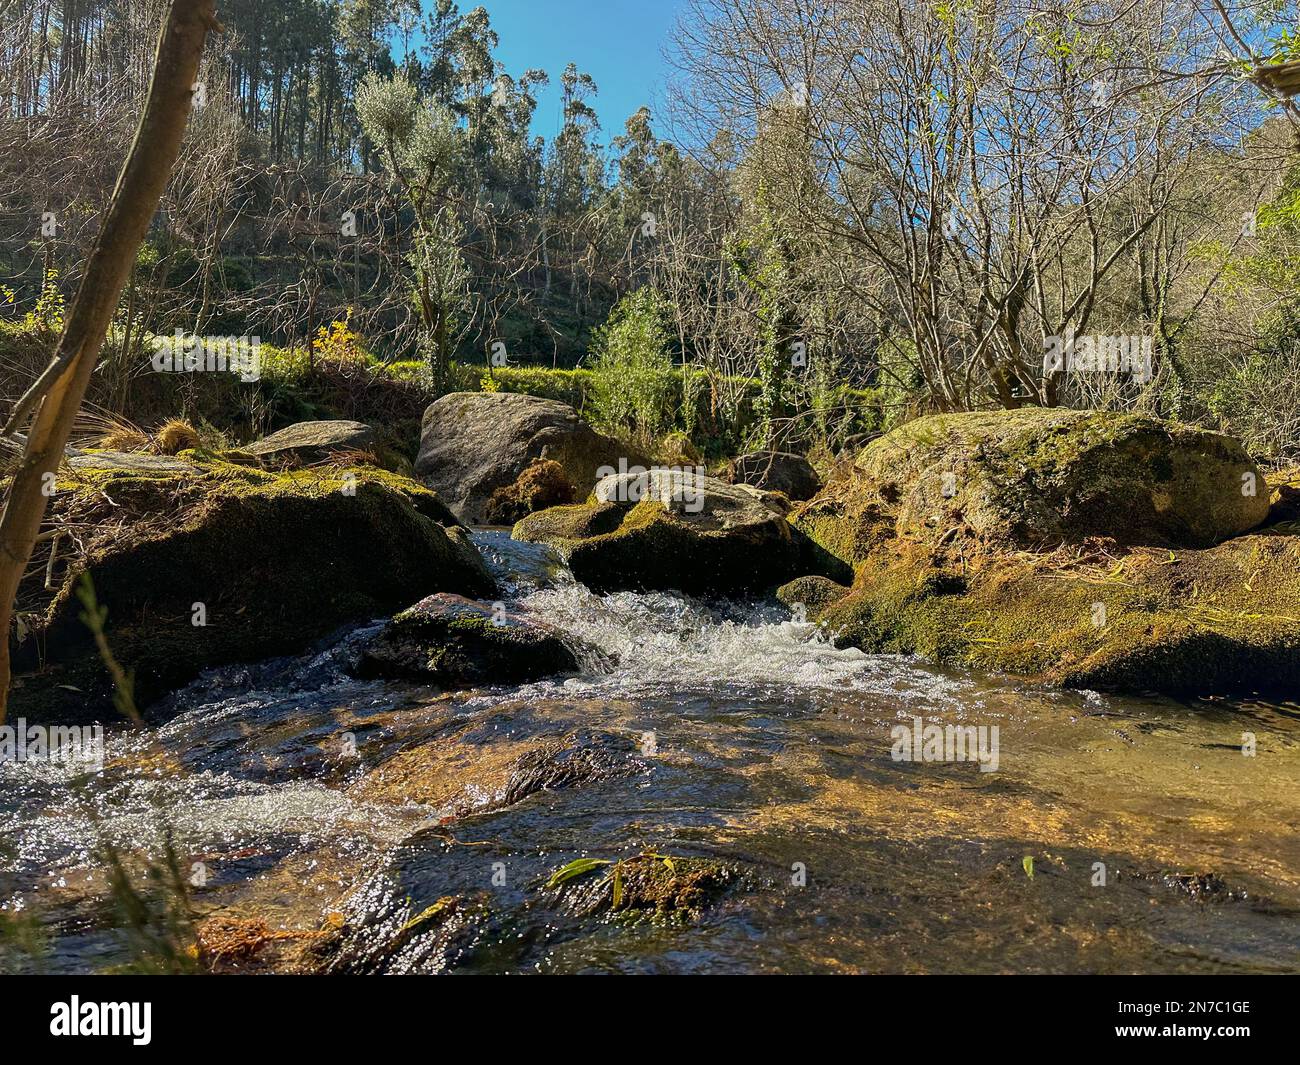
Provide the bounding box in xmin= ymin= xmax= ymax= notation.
xmin=414 ymin=392 xmax=640 ymax=524
xmin=809 ymin=533 xmax=1300 ymax=696
xmin=776 ymin=574 xmax=852 ymax=618
xmin=853 ymin=409 xmax=1269 ymax=551
xmin=484 ymin=458 xmax=575 ymax=525
xmin=784 ymin=410 xmax=1296 ymax=696
xmin=514 ymin=468 xmax=850 ymax=596
xmin=351 ymin=592 xmax=583 ymax=687
xmin=8 ymin=453 xmax=494 ymax=722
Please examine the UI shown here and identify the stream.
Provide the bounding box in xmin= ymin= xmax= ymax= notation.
xmin=2 ymin=530 xmax=1299 ymax=974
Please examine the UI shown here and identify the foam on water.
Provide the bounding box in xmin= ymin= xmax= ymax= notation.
xmin=512 ymin=577 xmax=975 ymax=709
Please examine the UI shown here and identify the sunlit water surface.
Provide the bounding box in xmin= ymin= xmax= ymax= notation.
xmin=2 ymin=531 xmax=1298 ymax=973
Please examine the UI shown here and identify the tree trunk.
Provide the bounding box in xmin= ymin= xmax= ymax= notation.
xmin=0 ymin=0 xmax=219 ymax=724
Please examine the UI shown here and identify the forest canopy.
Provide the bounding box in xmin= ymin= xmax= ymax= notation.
xmin=3 ymin=0 xmax=1300 ymax=462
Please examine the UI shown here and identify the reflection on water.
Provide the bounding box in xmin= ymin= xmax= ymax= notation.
xmin=2 ymin=530 xmax=1298 ymax=973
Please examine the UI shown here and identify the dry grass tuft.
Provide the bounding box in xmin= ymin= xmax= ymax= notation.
xmin=152 ymin=417 xmax=200 ymax=455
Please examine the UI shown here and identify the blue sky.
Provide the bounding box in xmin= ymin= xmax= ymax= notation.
xmin=473 ymin=0 xmax=682 ymax=144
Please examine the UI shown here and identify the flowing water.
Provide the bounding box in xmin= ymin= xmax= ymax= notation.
xmin=2 ymin=531 xmax=1299 ymax=973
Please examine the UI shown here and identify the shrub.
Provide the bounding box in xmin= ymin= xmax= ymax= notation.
xmin=1206 ymin=343 xmax=1300 ymax=465
xmin=587 ymin=287 xmax=676 ymax=448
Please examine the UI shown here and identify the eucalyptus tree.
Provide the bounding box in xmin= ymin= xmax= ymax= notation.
xmin=356 ymin=71 xmax=472 ymax=386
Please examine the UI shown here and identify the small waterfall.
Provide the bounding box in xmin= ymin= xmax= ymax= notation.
xmin=471 ymin=529 xmax=975 ymax=708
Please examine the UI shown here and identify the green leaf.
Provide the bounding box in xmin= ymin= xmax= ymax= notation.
xmin=401 ymin=896 xmax=455 ymax=933
xmin=1023 ymin=856 xmax=1035 ymax=880
xmin=545 ymin=857 xmax=611 ymax=890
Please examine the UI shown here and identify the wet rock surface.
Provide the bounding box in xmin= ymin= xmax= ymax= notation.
xmin=4 ymin=532 xmax=1299 ymax=977
xmin=514 ymin=468 xmax=850 ymax=595
xmin=350 ymin=593 xmax=584 ymax=688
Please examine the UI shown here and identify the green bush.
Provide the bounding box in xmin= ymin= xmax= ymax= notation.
xmin=586 ymin=287 xmax=676 ymax=448
xmin=1206 ymin=342 xmax=1300 ymax=466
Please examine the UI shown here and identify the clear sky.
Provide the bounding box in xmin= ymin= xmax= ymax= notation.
xmin=473 ymin=0 xmax=682 ymax=144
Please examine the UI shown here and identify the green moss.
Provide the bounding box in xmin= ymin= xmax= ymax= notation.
xmin=817 ymin=534 xmax=1300 ymax=696
xmin=790 ymin=473 xmax=896 ymax=574
xmin=11 ymin=454 xmax=491 ymax=723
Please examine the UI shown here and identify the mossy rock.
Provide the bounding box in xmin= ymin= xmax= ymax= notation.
xmin=351 ymin=592 xmax=583 ymax=687
xmin=543 ymin=853 xmax=746 ymax=924
xmin=855 ymin=409 xmax=1269 ymax=551
xmin=813 ymin=533 xmax=1300 ymax=697
xmin=791 ymin=468 xmax=897 ymax=573
xmin=9 ymin=454 xmax=493 ymax=723
xmin=514 ymin=469 xmax=850 ymax=596
xmin=483 ymin=458 xmax=575 ymax=526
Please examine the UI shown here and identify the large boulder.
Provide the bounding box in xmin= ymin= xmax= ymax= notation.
xmin=855 ymin=409 xmax=1269 ymax=550
xmin=351 ymin=592 xmax=583 ymax=687
xmin=514 ymin=467 xmax=849 ymax=595
xmin=729 ymin=451 xmax=821 ymax=501
xmin=8 ymin=454 xmax=493 ymax=723
xmin=242 ymin=419 xmax=376 ymax=463
xmin=786 ymin=409 xmax=1295 ymax=697
xmin=415 ymin=392 xmax=636 ymax=524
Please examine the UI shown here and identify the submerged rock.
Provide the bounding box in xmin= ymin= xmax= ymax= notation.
xmin=8 ymin=454 xmax=493 ymax=722
xmin=730 ymin=450 xmax=821 ymax=501
xmin=514 ymin=467 xmax=850 ymax=595
xmin=351 ymin=592 xmax=582 ymax=687
xmin=414 ymin=392 xmax=637 ymax=524
xmin=351 ymin=722 xmax=642 ymax=814
xmin=542 ymin=852 xmax=747 ymax=923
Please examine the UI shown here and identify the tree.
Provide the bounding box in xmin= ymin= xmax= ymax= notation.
xmin=356 ymin=71 xmax=473 ymax=386
xmin=0 ymin=0 xmax=221 ymax=722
